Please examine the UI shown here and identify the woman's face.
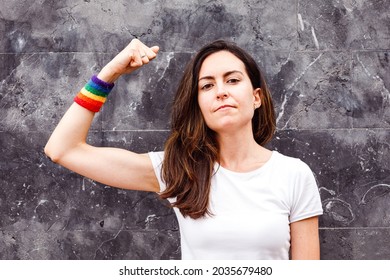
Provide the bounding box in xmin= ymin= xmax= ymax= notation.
xmin=197 ymin=51 xmax=261 ymax=134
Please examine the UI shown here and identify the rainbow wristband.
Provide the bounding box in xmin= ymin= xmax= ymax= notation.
xmin=74 ymin=75 xmax=114 ymax=112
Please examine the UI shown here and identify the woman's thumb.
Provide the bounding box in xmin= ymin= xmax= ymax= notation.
xmin=151 ymin=46 xmax=160 ymax=54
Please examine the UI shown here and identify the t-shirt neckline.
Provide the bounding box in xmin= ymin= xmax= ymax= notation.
xmin=214 ymin=150 xmax=278 ymax=176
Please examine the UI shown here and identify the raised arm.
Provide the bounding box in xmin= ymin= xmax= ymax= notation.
xmin=44 ymin=39 xmax=161 ymax=192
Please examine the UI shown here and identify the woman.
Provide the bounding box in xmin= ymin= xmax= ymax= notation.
xmin=45 ymin=39 xmax=323 ymax=260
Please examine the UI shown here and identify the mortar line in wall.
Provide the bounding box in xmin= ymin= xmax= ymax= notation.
xmin=0 ymin=51 xmax=197 ymax=55
xmin=276 ymin=128 xmax=390 ymax=132
xmin=246 ymin=49 xmax=390 ymax=55
xmin=0 ymin=130 xmax=170 ymax=134
xmin=101 ymin=128 xmax=390 ymax=133
xmin=293 ymin=49 xmax=390 ymax=54
xmin=0 ymin=51 xmax=110 ymax=55
xmin=101 ymin=129 xmax=170 ymax=133
xmin=2 ymin=127 xmax=389 ymax=134
xmin=320 ymin=227 xmax=390 ymax=230
xmin=0 ymin=50 xmax=388 ymax=56
xmin=295 ymin=0 xmax=299 ymax=52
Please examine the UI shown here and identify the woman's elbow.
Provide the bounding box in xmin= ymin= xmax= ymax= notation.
xmin=44 ymin=143 xmax=61 ymax=163
xmin=44 ymin=139 xmax=71 ymax=164
xmin=44 ymin=140 xmax=87 ymax=165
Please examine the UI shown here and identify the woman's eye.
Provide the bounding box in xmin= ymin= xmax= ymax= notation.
xmin=201 ymin=84 xmax=213 ymax=90
xmin=227 ymin=78 xmax=239 ymax=84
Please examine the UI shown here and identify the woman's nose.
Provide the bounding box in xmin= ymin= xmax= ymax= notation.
xmin=216 ymin=83 xmax=229 ymax=99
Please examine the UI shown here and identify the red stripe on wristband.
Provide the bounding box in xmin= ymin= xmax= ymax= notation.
xmin=74 ymin=95 xmax=102 ymax=112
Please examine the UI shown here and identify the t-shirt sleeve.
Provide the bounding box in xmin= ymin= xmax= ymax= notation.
xmin=289 ymin=160 xmax=323 ymax=223
xmin=148 ymin=151 xmax=167 ymax=193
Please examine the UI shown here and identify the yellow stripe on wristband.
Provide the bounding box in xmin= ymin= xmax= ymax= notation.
xmin=80 ymin=87 xmax=107 ymax=103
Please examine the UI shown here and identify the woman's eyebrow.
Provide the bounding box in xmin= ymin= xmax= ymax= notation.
xmin=198 ymin=70 xmax=244 ymax=81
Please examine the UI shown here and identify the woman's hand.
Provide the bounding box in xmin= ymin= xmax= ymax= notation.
xmin=98 ymin=39 xmax=159 ymax=83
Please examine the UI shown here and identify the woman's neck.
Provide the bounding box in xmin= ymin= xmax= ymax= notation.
xmin=216 ymin=129 xmax=272 ymax=173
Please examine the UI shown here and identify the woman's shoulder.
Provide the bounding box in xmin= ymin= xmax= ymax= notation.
xmin=148 ymin=151 xmax=165 ymax=167
xmin=271 ymin=150 xmax=313 ymax=175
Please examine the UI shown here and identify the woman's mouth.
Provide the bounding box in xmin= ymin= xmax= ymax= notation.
xmin=215 ymin=105 xmax=235 ymax=112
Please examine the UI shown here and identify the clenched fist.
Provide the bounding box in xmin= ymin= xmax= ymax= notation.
xmin=97 ymin=39 xmax=159 ymax=83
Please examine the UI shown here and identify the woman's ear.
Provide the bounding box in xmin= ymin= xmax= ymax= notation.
xmin=253 ymin=88 xmax=262 ymax=109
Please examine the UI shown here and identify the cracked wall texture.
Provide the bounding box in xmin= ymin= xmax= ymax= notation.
xmin=0 ymin=0 xmax=389 ymax=259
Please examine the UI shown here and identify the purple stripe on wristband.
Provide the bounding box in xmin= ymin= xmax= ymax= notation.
xmin=91 ymin=75 xmax=115 ymax=90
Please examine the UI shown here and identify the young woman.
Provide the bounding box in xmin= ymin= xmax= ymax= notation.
xmin=45 ymin=39 xmax=323 ymax=260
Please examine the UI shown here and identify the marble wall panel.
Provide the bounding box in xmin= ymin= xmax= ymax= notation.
xmin=102 ymin=52 xmax=193 ymax=131
xmin=0 ymin=53 xmax=105 ymax=133
xmin=265 ymin=51 xmax=355 ymax=129
xmin=0 ymin=131 xmax=69 ymax=230
xmin=0 ymin=130 xmax=179 ymax=259
xmin=0 ymin=0 xmax=297 ymax=54
xmin=1 ymin=0 xmax=389 ymax=260
xmin=0 ymin=130 xmax=177 ymax=231
xmin=0 ymin=229 xmax=179 ymax=260
xmin=351 ymin=51 xmax=390 ymax=128
xmin=269 ymin=129 xmax=390 ymax=229
xmin=320 ymin=228 xmax=390 ymax=260
xmin=298 ymin=0 xmax=390 ymax=50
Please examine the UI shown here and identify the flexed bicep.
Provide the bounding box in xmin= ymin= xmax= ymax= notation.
xmin=60 ymin=143 xmax=160 ymax=192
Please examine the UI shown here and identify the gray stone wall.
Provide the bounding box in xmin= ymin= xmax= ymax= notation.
xmin=0 ymin=0 xmax=389 ymax=259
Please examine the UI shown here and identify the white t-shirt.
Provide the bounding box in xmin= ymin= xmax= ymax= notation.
xmin=149 ymin=151 xmax=323 ymax=260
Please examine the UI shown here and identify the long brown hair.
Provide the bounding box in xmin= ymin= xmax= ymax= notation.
xmin=160 ymin=40 xmax=276 ymax=219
